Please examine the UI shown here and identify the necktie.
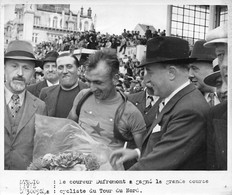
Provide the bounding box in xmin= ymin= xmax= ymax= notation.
xmin=208 ymin=93 xmax=215 ymax=107
xmin=144 ymin=96 xmax=154 ymax=113
xmin=10 ymin=94 xmax=21 ymax=118
xmin=158 ymin=101 xmax=165 ymax=113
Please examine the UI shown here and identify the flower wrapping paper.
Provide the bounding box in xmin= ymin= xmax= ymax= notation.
xmin=32 ymin=114 xmax=122 ymax=170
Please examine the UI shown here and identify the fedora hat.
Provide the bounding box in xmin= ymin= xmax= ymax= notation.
xmin=190 ymin=40 xmax=216 ymax=62
xmin=204 ymin=24 xmax=228 ymax=48
xmin=43 ymin=51 xmax=59 ymax=65
xmin=4 ymin=40 xmax=42 ymax=68
xmin=139 ymin=36 xmax=196 ymax=67
xmin=204 ymin=58 xmax=220 ymax=87
xmin=204 ymin=71 xmax=221 ymax=87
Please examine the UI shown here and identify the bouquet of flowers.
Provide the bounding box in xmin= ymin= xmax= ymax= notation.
xmin=28 ymin=151 xmax=100 ymax=171
xmin=30 ymin=115 xmax=120 ymax=171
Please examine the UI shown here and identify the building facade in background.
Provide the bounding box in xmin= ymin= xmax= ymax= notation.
xmin=166 ymin=5 xmax=228 ymax=48
xmin=134 ymin=23 xmax=156 ymax=36
xmin=4 ymin=4 xmax=228 ymax=50
xmin=4 ymin=4 xmax=96 ymax=47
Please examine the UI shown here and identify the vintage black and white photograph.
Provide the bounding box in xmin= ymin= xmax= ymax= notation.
xmin=1 ymin=0 xmax=231 ymax=194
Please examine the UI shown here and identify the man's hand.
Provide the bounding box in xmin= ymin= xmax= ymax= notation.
xmin=110 ymin=148 xmax=138 ymax=169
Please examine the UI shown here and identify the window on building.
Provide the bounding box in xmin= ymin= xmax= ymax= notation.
xmin=60 ymin=19 xmax=62 ymax=28
xmin=84 ymin=21 xmax=89 ymax=31
xmin=7 ymin=26 xmax=11 ymax=33
xmin=219 ymin=6 xmax=228 ymax=25
xmin=34 ymin=16 xmax=40 ymax=25
xmin=171 ymin=5 xmax=209 ymax=47
xmin=53 ymin=16 xmax=58 ymax=28
xmin=19 ymin=12 xmax=22 ymax=20
xmin=32 ymin=33 xmax=38 ymax=43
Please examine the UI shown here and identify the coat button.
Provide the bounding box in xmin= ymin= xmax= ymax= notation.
xmin=10 ymin=147 xmax=14 ymax=151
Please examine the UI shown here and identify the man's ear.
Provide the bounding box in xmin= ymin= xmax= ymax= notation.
xmin=168 ymin=66 xmax=177 ymax=81
xmin=113 ymin=74 xmax=119 ymax=85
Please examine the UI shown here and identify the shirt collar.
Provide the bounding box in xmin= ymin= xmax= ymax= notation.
xmin=163 ymin=80 xmax=190 ymax=105
xmin=60 ymin=79 xmax=79 ymax=91
xmin=4 ymin=86 xmax=25 ymax=106
xmin=145 ymin=89 xmax=159 ymax=107
xmin=46 ymin=80 xmax=59 ymax=87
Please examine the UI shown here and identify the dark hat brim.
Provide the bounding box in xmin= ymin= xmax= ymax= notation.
xmin=42 ymin=57 xmax=57 ymax=68
xmin=138 ymin=57 xmax=197 ymax=68
xmin=204 ymin=71 xmax=221 ymax=87
xmin=4 ymin=56 xmax=43 ymax=68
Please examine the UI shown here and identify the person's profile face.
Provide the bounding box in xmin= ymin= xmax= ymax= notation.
xmin=188 ymin=62 xmax=213 ymax=93
xmin=144 ymin=63 xmax=169 ymax=98
xmin=215 ymin=76 xmax=227 ymax=102
xmin=215 ymin=43 xmax=227 ymax=67
xmin=219 ymin=52 xmax=228 ymax=98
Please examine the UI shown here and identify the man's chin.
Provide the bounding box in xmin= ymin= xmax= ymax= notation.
xmin=192 ymin=82 xmax=199 ymax=88
xmin=10 ymin=83 xmax=26 ymax=93
xmin=93 ymin=92 xmax=103 ymax=100
xmin=46 ymin=75 xmax=58 ymax=80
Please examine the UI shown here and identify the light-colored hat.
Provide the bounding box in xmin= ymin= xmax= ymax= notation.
xmin=5 ymin=40 xmax=42 ymax=67
xmin=204 ymin=24 xmax=228 ymax=48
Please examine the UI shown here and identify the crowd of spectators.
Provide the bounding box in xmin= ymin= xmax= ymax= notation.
xmin=32 ymin=28 xmax=166 ymax=94
xmin=34 ymin=28 xmax=166 ymax=59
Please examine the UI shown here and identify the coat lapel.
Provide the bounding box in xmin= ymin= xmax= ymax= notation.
xmin=37 ymin=80 xmax=48 ymax=96
xmin=136 ymin=92 xmax=146 ymax=111
xmin=4 ymin=100 xmax=11 ymax=134
xmin=16 ymin=91 xmax=37 ymax=135
xmin=45 ymin=85 xmax=60 ymax=116
xmin=143 ymin=84 xmax=196 ymax=144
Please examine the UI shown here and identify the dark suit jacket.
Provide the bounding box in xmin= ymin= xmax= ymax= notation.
xmin=207 ymin=101 xmax=227 ymax=170
xmin=130 ymin=84 xmax=210 ymax=170
xmin=27 ymin=80 xmax=48 ymax=98
xmin=39 ymin=81 xmax=88 ymax=117
xmin=5 ymin=91 xmax=47 ymax=170
xmin=128 ymin=91 xmax=161 ymax=131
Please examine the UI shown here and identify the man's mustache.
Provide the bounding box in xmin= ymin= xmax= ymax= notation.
xmin=12 ymin=77 xmax=26 ymax=82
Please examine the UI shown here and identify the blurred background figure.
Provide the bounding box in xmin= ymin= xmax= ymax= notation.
xmin=27 ymin=51 xmax=59 ymax=97
xmin=189 ymin=40 xmax=220 ymax=107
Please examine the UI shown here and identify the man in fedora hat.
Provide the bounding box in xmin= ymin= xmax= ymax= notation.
xmin=204 ymin=58 xmax=227 ymax=103
xmin=110 ymin=36 xmax=210 ymax=170
xmin=39 ymin=52 xmax=88 ymax=118
xmin=27 ymin=51 xmax=60 ymax=97
xmin=189 ymin=40 xmax=220 ymax=107
xmin=4 ymin=40 xmax=47 ymax=170
xmin=204 ymin=24 xmax=228 ymax=170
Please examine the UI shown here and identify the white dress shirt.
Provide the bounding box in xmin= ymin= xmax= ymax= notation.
xmin=5 ymin=86 xmax=25 ymax=108
xmin=46 ymin=80 xmax=59 ymax=87
xmin=159 ymin=80 xmax=191 ymax=112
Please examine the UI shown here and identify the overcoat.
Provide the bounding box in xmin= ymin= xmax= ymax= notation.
xmin=39 ymin=81 xmax=88 ymax=117
xmin=207 ymin=101 xmax=227 ymax=170
xmin=4 ymin=91 xmax=47 ymax=170
xmin=130 ymin=84 xmax=210 ymax=170
xmin=128 ymin=91 xmax=161 ymax=131
xmin=27 ymin=80 xmax=48 ymax=98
